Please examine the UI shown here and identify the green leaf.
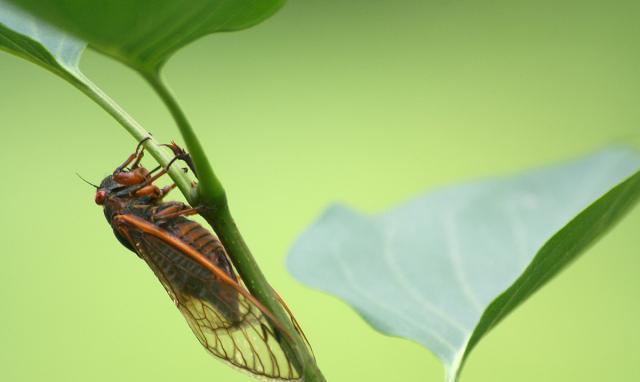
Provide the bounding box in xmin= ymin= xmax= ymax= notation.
xmin=6 ymin=0 xmax=285 ymax=71
xmin=0 ymin=0 xmax=195 ymax=201
xmin=287 ymin=149 xmax=640 ymax=381
xmin=0 ymin=0 xmax=85 ymax=82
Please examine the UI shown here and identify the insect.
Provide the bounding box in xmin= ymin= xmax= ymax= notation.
xmin=91 ymin=139 xmax=302 ymax=381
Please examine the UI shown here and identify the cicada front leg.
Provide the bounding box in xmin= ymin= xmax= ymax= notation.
xmin=120 ymin=151 xmax=185 ymax=199
xmin=159 ymin=183 xmax=177 ymax=199
xmin=113 ymin=136 xmax=151 ymax=174
xmin=162 ymin=141 xmax=197 ymax=177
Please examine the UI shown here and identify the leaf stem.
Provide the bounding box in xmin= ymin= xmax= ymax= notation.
xmin=139 ymin=70 xmax=225 ymax=208
xmin=140 ymin=69 xmax=326 ymax=382
xmin=70 ymin=73 xmax=196 ymax=202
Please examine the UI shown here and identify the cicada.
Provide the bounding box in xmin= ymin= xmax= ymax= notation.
xmin=91 ymin=140 xmax=302 ymax=381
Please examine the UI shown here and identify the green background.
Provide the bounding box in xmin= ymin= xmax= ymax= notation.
xmin=1 ymin=0 xmax=638 ymax=381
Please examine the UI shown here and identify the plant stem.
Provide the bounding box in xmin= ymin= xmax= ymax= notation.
xmin=70 ymin=74 xmax=196 ymax=202
xmin=141 ymin=69 xmax=326 ymax=382
xmin=139 ymin=70 xmax=225 ymax=209
xmin=205 ymin=203 xmax=325 ymax=381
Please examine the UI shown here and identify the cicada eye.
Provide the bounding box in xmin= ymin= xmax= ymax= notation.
xmin=95 ymin=190 xmax=107 ymax=205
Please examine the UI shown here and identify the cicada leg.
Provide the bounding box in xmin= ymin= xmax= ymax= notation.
xmin=161 ymin=141 xmax=198 ymax=177
xmin=154 ymin=205 xmax=203 ymax=221
xmin=159 ymin=183 xmax=177 ymax=199
xmin=132 ymin=181 xmax=180 ymax=200
xmin=113 ymin=136 xmax=151 ymax=174
xmin=131 ymin=147 xmax=145 ymax=169
xmin=143 ymin=155 xmax=182 ymax=185
xmin=124 ymin=154 xmax=183 ymax=197
xmin=133 ymin=184 xmax=162 ymax=198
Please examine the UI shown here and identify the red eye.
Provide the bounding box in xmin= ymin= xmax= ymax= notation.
xmin=95 ymin=190 xmax=107 ymax=205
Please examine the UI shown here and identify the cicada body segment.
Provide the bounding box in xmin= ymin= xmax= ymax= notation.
xmin=132 ymin=214 xmax=240 ymax=322
xmin=114 ymin=214 xmax=301 ymax=381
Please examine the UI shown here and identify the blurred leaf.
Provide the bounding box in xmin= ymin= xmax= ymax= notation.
xmin=288 ymin=149 xmax=640 ymax=381
xmin=0 ymin=0 xmax=86 ymax=83
xmin=7 ymin=0 xmax=286 ymax=72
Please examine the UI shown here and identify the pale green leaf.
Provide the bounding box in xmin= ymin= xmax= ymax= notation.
xmin=7 ymin=0 xmax=286 ymax=71
xmin=0 ymin=0 xmax=194 ymax=199
xmin=288 ymin=149 xmax=640 ymax=381
xmin=0 ymin=0 xmax=85 ymax=82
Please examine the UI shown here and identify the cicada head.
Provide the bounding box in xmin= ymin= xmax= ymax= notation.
xmin=95 ymin=175 xmax=118 ymax=204
xmin=95 ymin=175 xmax=129 ymax=222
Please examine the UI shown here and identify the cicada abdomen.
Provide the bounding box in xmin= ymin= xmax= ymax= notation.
xmin=134 ymin=205 xmax=240 ymax=321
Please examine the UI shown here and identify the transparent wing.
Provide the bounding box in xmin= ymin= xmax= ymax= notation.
xmin=118 ymin=217 xmax=302 ymax=381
